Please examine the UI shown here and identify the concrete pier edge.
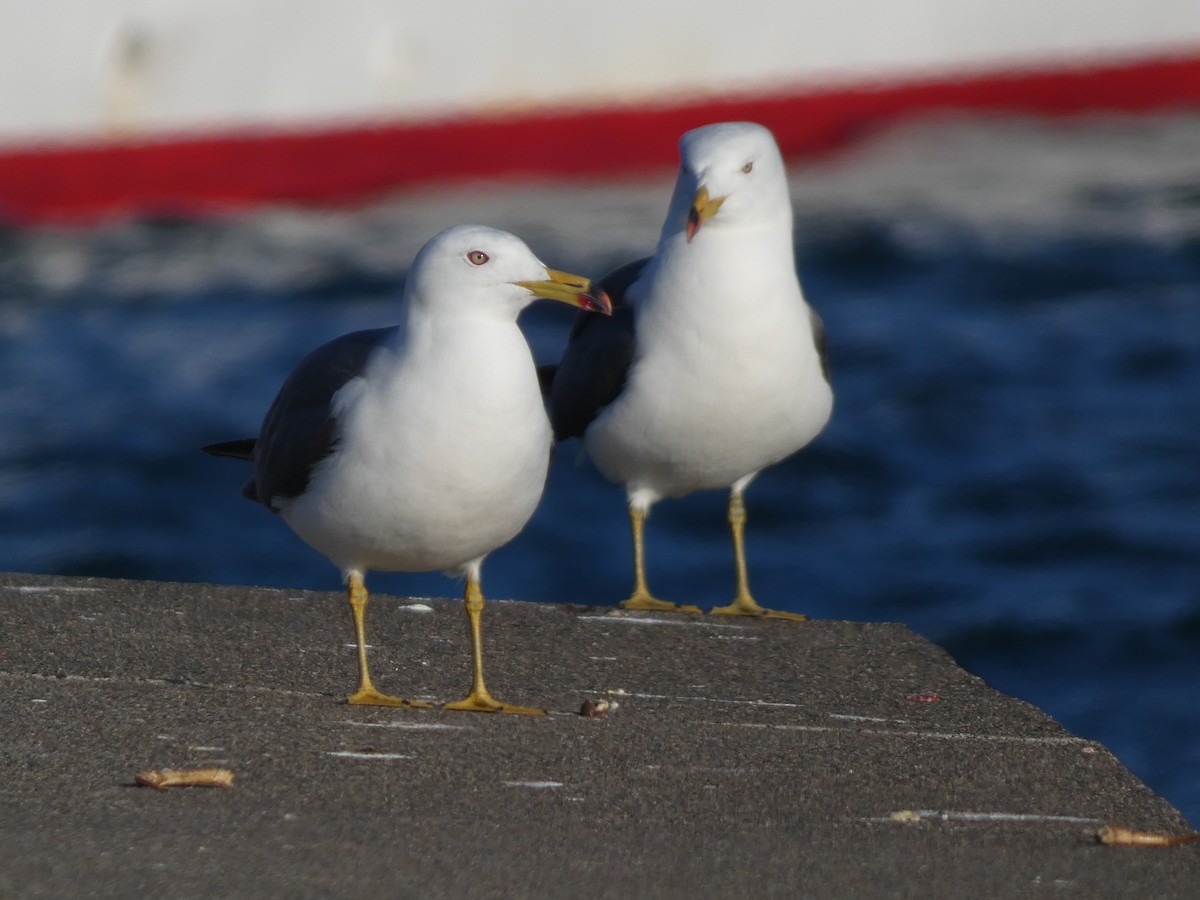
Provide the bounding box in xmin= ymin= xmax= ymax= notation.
xmin=3 ymin=571 xmax=1197 ymax=898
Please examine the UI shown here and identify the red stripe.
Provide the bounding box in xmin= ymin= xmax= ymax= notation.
xmin=2 ymin=52 xmax=1198 ymax=224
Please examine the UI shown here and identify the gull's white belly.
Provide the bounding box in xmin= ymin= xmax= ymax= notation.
xmin=286 ymin=428 xmax=549 ymax=574
xmin=283 ymin=335 xmax=552 ymax=574
xmin=584 ymin=308 xmax=832 ymax=498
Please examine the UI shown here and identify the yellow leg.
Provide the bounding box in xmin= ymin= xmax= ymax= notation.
xmin=344 ymin=572 xmax=433 ymax=708
xmin=710 ymin=492 xmax=807 ymax=621
xmin=444 ymin=575 xmax=544 ymax=716
xmin=619 ymin=504 xmax=702 ymax=614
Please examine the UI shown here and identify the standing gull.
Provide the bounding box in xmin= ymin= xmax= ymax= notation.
xmin=548 ymin=122 xmax=832 ymax=618
xmin=205 ymin=225 xmax=610 ymax=714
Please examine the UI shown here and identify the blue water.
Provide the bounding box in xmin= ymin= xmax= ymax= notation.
xmin=2 ymin=116 xmax=1198 ymax=825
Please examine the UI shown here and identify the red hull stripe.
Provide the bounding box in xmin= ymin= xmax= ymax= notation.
xmin=2 ymin=52 xmax=1198 ymax=223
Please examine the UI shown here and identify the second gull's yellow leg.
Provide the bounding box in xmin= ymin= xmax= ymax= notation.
xmin=620 ymin=504 xmax=701 ymax=614
xmin=710 ymin=492 xmax=807 ymax=621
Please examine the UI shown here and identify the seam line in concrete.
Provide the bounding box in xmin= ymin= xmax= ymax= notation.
xmin=713 ymin=720 xmax=1098 ymax=747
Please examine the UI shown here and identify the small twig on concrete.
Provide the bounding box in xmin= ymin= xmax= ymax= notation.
xmin=135 ymin=768 xmax=234 ymax=790
xmin=1097 ymin=825 xmax=1200 ymax=847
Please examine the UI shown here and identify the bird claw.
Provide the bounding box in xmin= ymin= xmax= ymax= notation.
xmin=710 ymin=599 xmax=807 ymax=621
xmin=761 ymin=609 xmax=808 ymax=621
xmin=346 ymin=688 xmax=434 ymax=708
xmin=444 ymin=692 xmax=545 ymax=716
xmin=621 ymin=592 xmax=702 ymax=614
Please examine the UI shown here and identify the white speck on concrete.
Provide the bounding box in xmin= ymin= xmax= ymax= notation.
xmin=502 ymin=780 xmax=564 ymax=789
xmin=347 ymin=720 xmax=468 ymax=731
xmin=607 ymin=690 xmax=807 ymax=709
xmin=830 ymin=713 xmax=911 ymax=725
xmin=10 ymin=585 xmax=101 ymax=593
xmin=327 ymin=751 xmax=416 ymax=760
xmin=720 ymin=721 xmax=1096 ymax=747
xmin=870 ymin=809 xmax=1104 ymax=826
xmin=579 ymin=615 xmax=747 ymax=629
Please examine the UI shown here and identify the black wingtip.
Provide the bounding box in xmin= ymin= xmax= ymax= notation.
xmin=202 ymin=438 xmax=257 ymax=460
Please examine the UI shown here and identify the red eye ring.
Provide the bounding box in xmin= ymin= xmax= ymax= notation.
xmin=467 ymin=250 xmax=489 ymax=266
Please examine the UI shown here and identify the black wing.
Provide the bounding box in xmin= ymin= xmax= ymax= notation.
xmin=204 ymin=327 xmax=394 ymax=511
xmin=546 ymin=257 xmax=647 ymax=442
xmin=809 ymin=306 xmax=832 ymax=385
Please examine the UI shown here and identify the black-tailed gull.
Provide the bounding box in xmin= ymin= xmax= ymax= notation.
xmin=547 ymin=122 xmax=832 ymax=619
xmin=205 ymin=224 xmax=611 ymax=714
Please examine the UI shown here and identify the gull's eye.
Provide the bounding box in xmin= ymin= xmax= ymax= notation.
xmin=467 ymin=250 xmax=489 ymax=266
xmin=742 ymin=161 xmax=754 ymax=174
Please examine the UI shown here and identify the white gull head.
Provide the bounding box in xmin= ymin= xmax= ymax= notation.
xmin=407 ymin=224 xmax=555 ymax=319
xmin=659 ymin=121 xmax=792 ymax=247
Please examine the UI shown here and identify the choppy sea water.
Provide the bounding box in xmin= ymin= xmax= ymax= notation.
xmin=1 ymin=115 xmax=1198 ymax=825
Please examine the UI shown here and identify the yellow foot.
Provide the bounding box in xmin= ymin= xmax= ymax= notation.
xmin=620 ymin=591 xmax=702 ymax=614
xmin=443 ymin=692 xmax=545 ymax=716
xmin=346 ymin=688 xmax=434 ymax=708
xmin=710 ymin=599 xmax=808 ymax=622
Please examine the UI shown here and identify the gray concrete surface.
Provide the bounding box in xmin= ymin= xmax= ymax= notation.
xmin=2 ymin=571 xmax=1197 ymax=898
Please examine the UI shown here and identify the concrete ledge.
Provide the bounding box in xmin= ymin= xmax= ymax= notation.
xmin=2 ymin=572 xmax=1197 ymax=898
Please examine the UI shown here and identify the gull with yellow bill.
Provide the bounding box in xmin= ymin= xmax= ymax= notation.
xmin=205 ymin=224 xmax=611 ymax=714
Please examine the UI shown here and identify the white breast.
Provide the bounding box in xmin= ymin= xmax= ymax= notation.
xmin=284 ymin=318 xmax=552 ymax=574
xmin=584 ymin=235 xmax=832 ymax=499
